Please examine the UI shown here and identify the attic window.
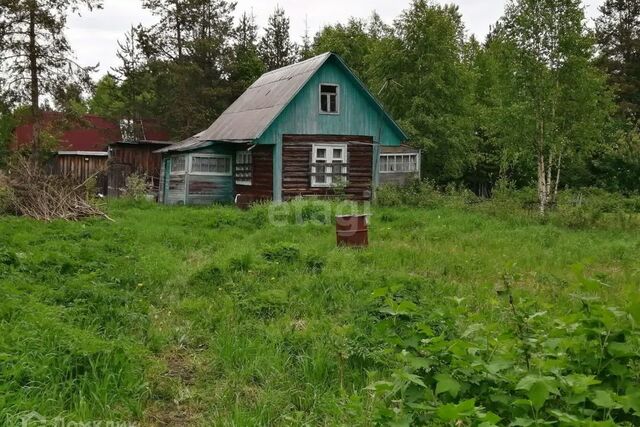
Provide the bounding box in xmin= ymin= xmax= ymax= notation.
xmin=319 ymin=84 xmax=339 ymax=114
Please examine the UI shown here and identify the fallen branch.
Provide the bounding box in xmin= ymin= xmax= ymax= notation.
xmin=3 ymin=157 xmax=111 ymax=221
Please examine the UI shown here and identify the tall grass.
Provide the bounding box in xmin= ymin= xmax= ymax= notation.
xmin=0 ymin=195 xmax=638 ymax=425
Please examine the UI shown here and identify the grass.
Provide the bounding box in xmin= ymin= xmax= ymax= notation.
xmin=0 ymin=199 xmax=639 ymax=425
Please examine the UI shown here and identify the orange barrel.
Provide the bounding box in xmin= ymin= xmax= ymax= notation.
xmin=336 ymin=214 xmax=369 ymax=247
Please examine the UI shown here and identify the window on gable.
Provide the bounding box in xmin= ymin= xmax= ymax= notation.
xmin=235 ymin=150 xmax=252 ymax=185
xmin=311 ymin=144 xmax=348 ymax=187
xmin=190 ymin=155 xmax=232 ymax=176
xmin=320 ymin=84 xmax=339 ymax=114
xmin=380 ymin=154 xmax=420 ymax=173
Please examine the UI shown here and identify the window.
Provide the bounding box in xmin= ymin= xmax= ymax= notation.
xmin=190 ymin=155 xmax=232 ymax=176
xmin=311 ymin=144 xmax=348 ymax=187
xmin=171 ymin=155 xmax=186 ymax=174
xmin=235 ymin=151 xmax=252 ymax=185
xmin=319 ymin=84 xmax=339 ymax=114
xmin=380 ymin=154 xmax=419 ymax=173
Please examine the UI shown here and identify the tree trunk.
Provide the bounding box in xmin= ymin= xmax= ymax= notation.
xmin=28 ymin=1 xmax=40 ymax=157
xmin=176 ymin=2 xmax=183 ymax=60
xmin=537 ymin=118 xmax=548 ymax=215
xmin=537 ymin=151 xmax=547 ymax=215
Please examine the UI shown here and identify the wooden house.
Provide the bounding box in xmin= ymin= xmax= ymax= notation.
xmin=157 ymin=53 xmax=420 ymax=205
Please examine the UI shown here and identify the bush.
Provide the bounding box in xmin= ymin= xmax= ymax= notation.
xmin=360 ymin=272 xmax=640 ymax=426
xmin=0 ymin=172 xmax=14 ymax=214
xmin=554 ymin=188 xmax=640 ymax=229
xmin=122 ymin=173 xmax=152 ymax=200
xmin=377 ymin=180 xmax=442 ymax=208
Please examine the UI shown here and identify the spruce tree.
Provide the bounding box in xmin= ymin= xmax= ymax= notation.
xmin=596 ymin=0 xmax=640 ymax=121
xmin=230 ymin=12 xmax=265 ymax=91
xmin=259 ymin=6 xmax=298 ymax=71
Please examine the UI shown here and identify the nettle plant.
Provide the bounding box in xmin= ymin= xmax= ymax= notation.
xmin=364 ymin=269 xmax=640 ymax=426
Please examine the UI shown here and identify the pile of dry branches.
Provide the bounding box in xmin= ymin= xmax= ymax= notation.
xmin=3 ymin=157 xmax=111 ymax=221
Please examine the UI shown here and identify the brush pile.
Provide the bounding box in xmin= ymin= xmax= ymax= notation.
xmin=1 ymin=157 xmax=110 ymax=221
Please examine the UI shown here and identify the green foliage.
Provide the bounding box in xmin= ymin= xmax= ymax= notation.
xmin=377 ymin=180 xmax=443 ymax=208
xmin=259 ymin=6 xmax=298 ymax=71
xmin=1 ymin=201 xmax=639 ymax=424
xmin=595 ymin=0 xmax=640 ymax=121
xmin=363 ymin=273 xmax=640 ymax=426
xmin=261 ymin=243 xmax=301 ymax=263
xmin=88 ymin=75 xmax=126 ymax=119
xmin=368 ymin=0 xmax=475 ymax=184
xmin=122 ymin=173 xmax=152 ymax=201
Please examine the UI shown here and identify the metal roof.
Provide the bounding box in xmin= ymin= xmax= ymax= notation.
xmin=158 ymin=53 xmax=331 ymax=154
xmin=158 ymin=52 xmax=407 ymax=154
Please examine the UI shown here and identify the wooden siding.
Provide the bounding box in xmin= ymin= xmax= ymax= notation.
xmin=110 ymin=144 xmax=165 ymax=178
xmin=166 ymin=174 xmax=187 ymax=205
xmin=235 ymin=145 xmax=273 ymax=201
xmin=108 ymin=143 xmax=168 ymax=197
xmin=257 ymin=58 xmax=405 ymax=147
xmin=50 ymin=154 xmax=107 ymax=181
xmin=48 ymin=154 xmax=108 ymax=194
xmin=282 ymin=135 xmax=373 ymax=201
xmin=255 ymin=57 xmax=405 ymax=201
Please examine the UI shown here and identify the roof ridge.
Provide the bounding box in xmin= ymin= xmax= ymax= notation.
xmin=260 ymin=52 xmax=331 ymax=77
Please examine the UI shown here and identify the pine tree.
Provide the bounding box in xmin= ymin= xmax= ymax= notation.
xmin=259 ymin=6 xmax=298 ymax=71
xmin=0 ymin=0 xmax=103 ymax=154
xmin=595 ymin=0 xmax=640 ymax=121
xmin=135 ymin=0 xmax=237 ymax=137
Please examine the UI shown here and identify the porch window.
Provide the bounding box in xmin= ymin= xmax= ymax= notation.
xmin=319 ymin=84 xmax=339 ymax=114
xmin=311 ymin=144 xmax=348 ymax=187
xmin=170 ymin=155 xmax=186 ymax=174
xmin=190 ymin=155 xmax=232 ymax=176
xmin=380 ymin=154 xmax=419 ymax=173
xmin=235 ymin=150 xmax=252 ymax=185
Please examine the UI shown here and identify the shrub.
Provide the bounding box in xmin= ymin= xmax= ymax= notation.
xmin=377 ymin=180 xmax=442 ymax=208
xmin=0 ymin=172 xmax=14 ymax=214
xmin=122 ymin=173 xmax=152 ymax=200
xmin=360 ymin=273 xmax=640 ymax=426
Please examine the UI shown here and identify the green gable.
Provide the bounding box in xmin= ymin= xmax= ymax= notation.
xmin=257 ymin=55 xmax=406 ymax=146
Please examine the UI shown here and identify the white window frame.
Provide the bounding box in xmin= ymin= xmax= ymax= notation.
xmin=380 ymin=154 xmax=420 ymax=174
xmin=189 ymin=154 xmax=233 ymax=176
xmin=235 ymin=150 xmax=253 ymax=186
xmin=319 ymin=84 xmax=340 ymax=115
xmin=311 ymin=144 xmax=348 ymax=188
xmin=170 ymin=155 xmax=186 ymax=175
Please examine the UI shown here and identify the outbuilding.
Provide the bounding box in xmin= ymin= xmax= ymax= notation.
xmin=157 ymin=52 xmax=420 ymax=205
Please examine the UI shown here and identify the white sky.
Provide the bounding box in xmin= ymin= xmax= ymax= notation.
xmin=67 ymin=0 xmax=604 ymax=77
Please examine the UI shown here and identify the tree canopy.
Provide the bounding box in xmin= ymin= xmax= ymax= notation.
xmin=1 ymin=0 xmax=638 ymax=201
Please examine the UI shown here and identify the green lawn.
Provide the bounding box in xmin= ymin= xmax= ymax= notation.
xmin=0 ymin=200 xmax=638 ymax=426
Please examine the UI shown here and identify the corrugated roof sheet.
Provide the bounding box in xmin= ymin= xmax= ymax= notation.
xmin=158 ymin=53 xmax=331 ymax=153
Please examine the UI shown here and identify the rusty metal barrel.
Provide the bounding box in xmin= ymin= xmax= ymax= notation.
xmin=336 ymin=214 xmax=369 ymax=247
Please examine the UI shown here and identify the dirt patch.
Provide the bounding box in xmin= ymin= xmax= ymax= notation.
xmin=144 ymin=402 xmax=201 ymax=427
xmin=164 ymin=350 xmax=197 ymax=386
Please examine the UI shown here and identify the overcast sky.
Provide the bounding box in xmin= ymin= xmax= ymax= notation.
xmin=67 ymin=0 xmax=604 ymax=77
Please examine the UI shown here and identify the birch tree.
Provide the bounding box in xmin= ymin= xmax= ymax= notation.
xmin=500 ymin=0 xmax=610 ymax=214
